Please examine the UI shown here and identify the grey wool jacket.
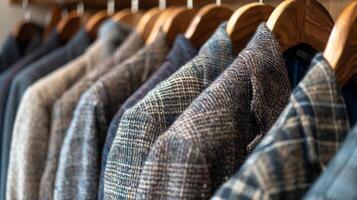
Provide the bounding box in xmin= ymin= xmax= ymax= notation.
xmin=104 ymin=23 xmax=235 ymax=200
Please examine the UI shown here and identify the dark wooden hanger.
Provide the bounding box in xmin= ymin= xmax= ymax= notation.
xmin=160 ymin=7 xmax=198 ymax=47
xmin=112 ymin=8 xmax=143 ymax=27
xmin=56 ymin=10 xmax=82 ymax=42
xmin=144 ymin=7 xmax=177 ymax=43
xmin=185 ymin=4 xmax=233 ymax=48
xmin=227 ymin=3 xmax=274 ymax=54
xmin=267 ymin=0 xmax=334 ymax=52
xmin=324 ymin=1 xmax=357 ymax=86
xmin=85 ymin=10 xmax=109 ymax=39
xmin=136 ymin=8 xmax=163 ymax=41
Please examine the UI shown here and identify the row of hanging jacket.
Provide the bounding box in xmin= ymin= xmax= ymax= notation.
xmin=0 ymin=0 xmax=356 ymax=199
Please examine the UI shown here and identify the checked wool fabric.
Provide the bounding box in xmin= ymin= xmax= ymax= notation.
xmin=135 ymin=23 xmax=301 ymax=200
xmin=212 ymin=54 xmax=351 ymax=200
xmin=304 ymin=125 xmax=357 ymax=200
xmin=98 ymin=35 xmax=197 ymax=200
xmin=104 ymin=23 xmax=235 ymax=200
xmin=54 ymin=31 xmax=169 ymax=200
xmin=39 ymin=22 xmax=135 ymax=200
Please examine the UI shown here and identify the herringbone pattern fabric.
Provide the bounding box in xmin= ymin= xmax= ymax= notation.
xmin=212 ymin=54 xmax=351 ymax=200
xmin=39 ymin=26 xmax=136 ymax=200
xmin=104 ymin=23 xmax=234 ymax=200
xmin=54 ymin=31 xmax=169 ymax=200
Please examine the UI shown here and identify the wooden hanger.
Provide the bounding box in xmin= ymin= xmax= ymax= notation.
xmin=324 ymin=1 xmax=357 ymax=86
xmin=57 ymin=10 xmax=82 ymax=42
xmin=267 ymin=0 xmax=334 ymax=52
xmin=145 ymin=7 xmax=176 ymax=44
xmin=112 ymin=8 xmax=144 ymax=27
xmin=227 ymin=3 xmax=274 ymax=54
xmin=160 ymin=7 xmax=198 ymax=47
xmin=85 ymin=10 xmax=110 ymax=39
xmin=185 ymin=4 xmax=233 ymax=48
xmin=44 ymin=5 xmax=62 ymax=39
xmin=136 ymin=8 xmax=163 ymax=41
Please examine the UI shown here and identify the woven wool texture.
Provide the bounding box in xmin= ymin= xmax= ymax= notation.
xmin=212 ymin=54 xmax=351 ymax=200
xmin=54 ymin=31 xmax=169 ymax=200
xmin=136 ymin=23 xmax=294 ymax=200
xmin=7 ymin=28 xmax=118 ymax=200
xmin=39 ymin=25 xmax=135 ymax=200
xmin=104 ymin=23 xmax=235 ymax=200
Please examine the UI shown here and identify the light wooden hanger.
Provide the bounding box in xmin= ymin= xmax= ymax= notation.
xmin=145 ymin=7 xmax=178 ymax=44
xmin=324 ymin=1 xmax=357 ymax=86
xmin=56 ymin=2 xmax=82 ymax=42
xmin=267 ymin=0 xmax=334 ymax=52
xmin=112 ymin=0 xmax=143 ymax=27
xmin=185 ymin=1 xmax=233 ymax=48
xmin=43 ymin=5 xmax=62 ymax=39
xmin=12 ymin=0 xmax=43 ymax=45
xmin=85 ymin=0 xmax=112 ymax=39
xmin=136 ymin=8 xmax=163 ymax=41
xmin=160 ymin=1 xmax=198 ymax=47
xmin=227 ymin=2 xmax=274 ymax=54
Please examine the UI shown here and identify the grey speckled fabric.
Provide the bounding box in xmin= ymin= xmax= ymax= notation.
xmin=54 ymin=31 xmax=169 ymax=200
xmin=104 ymin=23 xmax=234 ymax=200
xmin=7 ymin=22 xmax=123 ymax=200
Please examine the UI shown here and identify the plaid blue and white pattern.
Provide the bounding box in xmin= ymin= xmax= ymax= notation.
xmin=212 ymin=54 xmax=351 ymax=200
xmin=104 ymin=23 xmax=235 ymax=200
xmin=304 ymin=125 xmax=357 ymax=200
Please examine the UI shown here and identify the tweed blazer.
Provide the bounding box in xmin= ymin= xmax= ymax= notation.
xmin=135 ymin=23 xmax=316 ymax=200
xmin=212 ymin=54 xmax=351 ymax=200
xmin=98 ymin=35 xmax=197 ymax=200
xmin=39 ymin=23 xmax=135 ymax=200
xmin=54 ymin=31 xmax=169 ymax=200
xmin=304 ymin=125 xmax=357 ymax=200
xmin=6 ymin=28 xmax=119 ymax=200
xmin=104 ymin=23 xmax=235 ymax=200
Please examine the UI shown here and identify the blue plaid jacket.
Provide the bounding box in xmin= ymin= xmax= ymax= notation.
xmin=212 ymin=54 xmax=351 ymax=200
xmin=304 ymin=125 xmax=357 ymax=200
xmin=104 ymin=23 xmax=235 ymax=200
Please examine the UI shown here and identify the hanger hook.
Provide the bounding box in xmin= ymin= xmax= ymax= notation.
xmin=132 ymin=0 xmax=139 ymax=13
xmin=108 ymin=0 xmax=115 ymax=15
xmin=159 ymin=0 xmax=166 ymax=10
xmin=216 ymin=0 xmax=221 ymax=6
xmin=259 ymin=0 xmax=263 ymax=3
xmin=56 ymin=0 xmax=67 ymax=18
xmin=22 ymin=0 xmax=31 ymax=22
xmin=77 ymin=0 xmax=84 ymax=16
xmin=187 ymin=0 xmax=193 ymax=9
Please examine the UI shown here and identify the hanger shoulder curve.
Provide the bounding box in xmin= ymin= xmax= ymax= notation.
xmin=267 ymin=0 xmax=333 ymax=51
xmin=159 ymin=7 xmax=197 ymax=46
xmin=185 ymin=4 xmax=233 ymax=48
xmin=57 ymin=10 xmax=82 ymax=42
xmin=324 ymin=1 xmax=357 ymax=86
xmin=112 ymin=8 xmax=143 ymax=27
xmin=227 ymin=3 xmax=274 ymax=53
xmin=85 ymin=10 xmax=109 ymax=39
xmin=137 ymin=8 xmax=163 ymax=41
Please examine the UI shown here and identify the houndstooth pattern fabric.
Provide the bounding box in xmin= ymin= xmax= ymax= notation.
xmin=6 ymin=33 xmax=116 ymax=200
xmin=212 ymin=54 xmax=351 ymax=200
xmin=135 ymin=23 xmax=296 ymax=200
xmin=304 ymin=125 xmax=357 ymax=200
xmin=104 ymin=23 xmax=235 ymax=200
xmin=53 ymin=31 xmax=169 ymax=200
xmin=39 ymin=28 xmax=139 ymax=200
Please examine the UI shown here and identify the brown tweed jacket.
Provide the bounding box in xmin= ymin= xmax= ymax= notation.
xmin=136 ymin=23 xmax=315 ymax=200
xmin=39 ymin=31 xmax=143 ymax=200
